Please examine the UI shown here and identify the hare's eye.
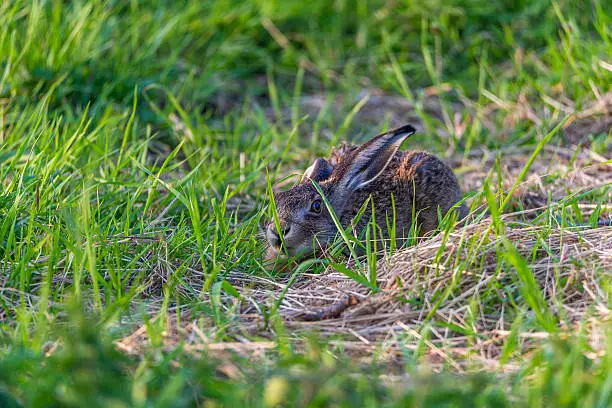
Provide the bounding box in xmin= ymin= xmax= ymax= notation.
xmin=310 ymin=199 xmax=322 ymax=214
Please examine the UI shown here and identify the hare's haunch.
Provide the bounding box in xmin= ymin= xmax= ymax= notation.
xmin=265 ymin=124 xmax=468 ymax=260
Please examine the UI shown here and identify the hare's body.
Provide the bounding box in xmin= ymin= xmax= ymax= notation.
xmin=266 ymin=125 xmax=467 ymax=259
xmin=331 ymin=148 xmax=466 ymax=242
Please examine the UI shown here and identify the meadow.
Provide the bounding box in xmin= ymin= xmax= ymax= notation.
xmin=0 ymin=0 xmax=611 ymax=406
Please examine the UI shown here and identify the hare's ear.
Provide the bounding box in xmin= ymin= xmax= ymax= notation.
xmin=339 ymin=124 xmax=416 ymax=191
xmin=301 ymin=158 xmax=334 ymax=183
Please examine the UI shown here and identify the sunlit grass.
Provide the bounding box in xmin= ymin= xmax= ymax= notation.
xmin=0 ymin=0 xmax=611 ymax=406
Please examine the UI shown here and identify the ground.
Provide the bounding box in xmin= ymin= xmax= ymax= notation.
xmin=0 ymin=0 xmax=611 ymax=406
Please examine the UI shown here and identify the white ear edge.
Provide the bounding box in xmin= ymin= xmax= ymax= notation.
xmin=301 ymin=161 xmax=317 ymax=183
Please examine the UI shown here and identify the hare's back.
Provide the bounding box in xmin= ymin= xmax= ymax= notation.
xmin=397 ymin=151 xmax=466 ymax=226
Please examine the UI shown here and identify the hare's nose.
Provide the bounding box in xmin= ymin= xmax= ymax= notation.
xmin=266 ymin=222 xmax=291 ymax=247
xmin=269 ymin=222 xmax=290 ymax=234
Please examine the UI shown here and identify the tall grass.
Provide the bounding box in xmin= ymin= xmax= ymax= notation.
xmin=1 ymin=0 xmax=611 ymax=405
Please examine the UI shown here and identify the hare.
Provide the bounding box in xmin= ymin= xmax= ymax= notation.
xmin=265 ymin=124 xmax=468 ymax=262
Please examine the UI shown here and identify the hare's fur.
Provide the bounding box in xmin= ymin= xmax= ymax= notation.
xmin=265 ymin=124 xmax=468 ymax=260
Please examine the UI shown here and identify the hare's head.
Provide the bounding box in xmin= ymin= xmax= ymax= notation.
xmin=265 ymin=124 xmax=415 ymax=258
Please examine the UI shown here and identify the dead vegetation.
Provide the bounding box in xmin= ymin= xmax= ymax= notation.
xmin=114 ymin=213 xmax=611 ymax=372
xmin=238 ymin=216 xmax=611 ymax=331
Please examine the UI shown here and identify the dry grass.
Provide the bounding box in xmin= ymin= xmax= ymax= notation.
xmin=113 ymin=214 xmax=611 ymax=372
xmin=245 ymin=218 xmax=610 ymax=328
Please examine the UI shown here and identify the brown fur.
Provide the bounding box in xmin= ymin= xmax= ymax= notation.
xmin=265 ymin=124 xmax=468 ymax=263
